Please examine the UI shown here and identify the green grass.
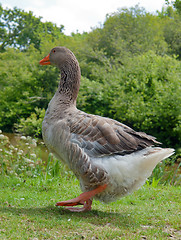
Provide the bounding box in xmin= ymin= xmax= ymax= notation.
xmin=0 ymin=176 xmax=181 ymax=240
xmin=0 ymin=132 xmax=181 ymax=239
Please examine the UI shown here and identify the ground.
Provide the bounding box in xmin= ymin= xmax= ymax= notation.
xmin=0 ymin=176 xmax=181 ymax=239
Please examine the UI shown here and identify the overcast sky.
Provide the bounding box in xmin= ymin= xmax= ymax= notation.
xmin=1 ymin=0 xmax=167 ymax=35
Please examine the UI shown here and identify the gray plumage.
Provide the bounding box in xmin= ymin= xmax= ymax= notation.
xmin=41 ymin=47 xmax=174 ymax=204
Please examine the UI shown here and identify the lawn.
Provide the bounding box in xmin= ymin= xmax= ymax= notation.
xmin=0 ymin=176 xmax=181 ymax=240
xmin=0 ymin=133 xmax=181 ymax=239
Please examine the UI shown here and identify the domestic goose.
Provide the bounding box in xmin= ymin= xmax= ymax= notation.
xmin=39 ymin=47 xmax=174 ymax=212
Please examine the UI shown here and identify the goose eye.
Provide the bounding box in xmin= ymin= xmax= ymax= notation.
xmin=53 ymin=49 xmax=56 ymax=53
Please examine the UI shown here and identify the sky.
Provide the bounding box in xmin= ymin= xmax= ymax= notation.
xmin=1 ymin=0 xmax=167 ymax=35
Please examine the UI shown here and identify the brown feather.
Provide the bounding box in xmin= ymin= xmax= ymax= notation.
xmin=68 ymin=111 xmax=160 ymax=158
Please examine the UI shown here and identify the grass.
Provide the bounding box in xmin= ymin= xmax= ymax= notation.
xmin=0 ymin=132 xmax=181 ymax=239
xmin=0 ymin=176 xmax=181 ymax=239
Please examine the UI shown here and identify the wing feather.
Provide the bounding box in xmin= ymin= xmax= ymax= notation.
xmin=69 ymin=111 xmax=160 ymax=157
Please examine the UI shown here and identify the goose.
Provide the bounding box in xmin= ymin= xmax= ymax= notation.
xmin=39 ymin=47 xmax=174 ymax=212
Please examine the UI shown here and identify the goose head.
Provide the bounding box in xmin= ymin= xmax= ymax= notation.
xmin=39 ymin=47 xmax=78 ymax=69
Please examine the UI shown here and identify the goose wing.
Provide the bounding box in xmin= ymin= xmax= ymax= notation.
xmin=69 ymin=111 xmax=160 ymax=158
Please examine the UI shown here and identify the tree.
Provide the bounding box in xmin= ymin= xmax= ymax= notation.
xmin=86 ymin=6 xmax=167 ymax=61
xmin=173 ymin=0 xmax=181 ymax=14
xmin=0 ymin=5 xmax=64 ymax=51
xmin=0 ymin=46 xmax=59 ymax=131
xmin=110 ymin=52 xmax=181 ymax=147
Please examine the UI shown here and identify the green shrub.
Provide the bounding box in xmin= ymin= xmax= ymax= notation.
xmin=15 ymin=108 xmax=45 ymax=137
xmin=0 ymin=46 xmax=58 ymax=132
xmin=109 ymin=52 xmax=181 ymax=147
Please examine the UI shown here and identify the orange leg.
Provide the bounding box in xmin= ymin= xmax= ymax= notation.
xmin=56 ymin=184 xmax=107 ymax=212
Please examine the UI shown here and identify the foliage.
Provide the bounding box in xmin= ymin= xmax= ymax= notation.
xmin=0 ymin=5 xmax=64 ymax=51
xmin=147 ymin=159 xmax=181 ymax=186
xmin=0 ymin=132 xmax=42 ymax=177
xmin=0 ymin=4 xmax=181 ymax=150
xmin=0 ymin=46 xmax=59 ymax=132
xmin=110 ymin=52 xmax=181 ymax=146
xmin=14 ymin=108 xmax=45 ymax=137
xmin=174 ymin=0 xmax=181 ymax=14
xmin=163 ymin=15 xmax=181 ymax=59
xmin=88 ymin=6 xmax=168 ymax=58
xmin=0 ymin=131 xmax=73 ymax=179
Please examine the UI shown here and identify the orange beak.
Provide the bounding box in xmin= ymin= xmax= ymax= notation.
xmin=39 ymin=54 xmax=51 ymax=65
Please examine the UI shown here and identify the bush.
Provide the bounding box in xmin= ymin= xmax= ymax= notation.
xmin=0 ymin=46 xmax=58 ymax=132
xmin=15 ymin=108 xmax=45 ymax=137
xmin=109 ymin=52 xmax=181 ymax=147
